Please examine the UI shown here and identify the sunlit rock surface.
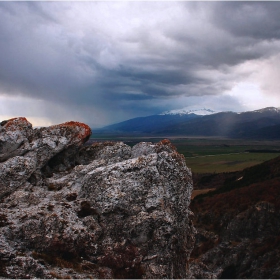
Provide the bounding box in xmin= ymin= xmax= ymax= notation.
xmin=0 ymin=118 xmax=195 ymax=279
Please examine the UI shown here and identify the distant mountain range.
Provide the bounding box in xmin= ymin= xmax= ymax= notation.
xmin=96 ymin=107 xmax=280 ymax=139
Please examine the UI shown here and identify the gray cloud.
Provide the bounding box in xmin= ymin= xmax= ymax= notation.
xmin=0 ymin=2 xmax=280 ymax=126
xmin=211 ymin=2 xmax=280 ymax=40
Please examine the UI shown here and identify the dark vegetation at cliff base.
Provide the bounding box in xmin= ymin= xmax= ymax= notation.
xmin=188 ymin=156 xmax=280 ymax=279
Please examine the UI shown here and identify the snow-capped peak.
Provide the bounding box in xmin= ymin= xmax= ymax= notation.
xmin=237 ymin=107 xmax=280 ymax=115
xmin=253 ymin=107 xmax=280 ymax=113
xmin=160 ymin=107 xmax=218 ymax=116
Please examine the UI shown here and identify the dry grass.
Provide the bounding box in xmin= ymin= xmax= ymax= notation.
xmin=191 ymin=188 xmax=216 ymax=199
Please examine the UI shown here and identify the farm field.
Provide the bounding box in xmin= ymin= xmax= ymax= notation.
xmin=89 ymin=135 xmax=280 ymax=174
xmin=184 ymin=152 xmax=280 ymax=173
xmin=173 ymin=138 xmax=280 ymax=173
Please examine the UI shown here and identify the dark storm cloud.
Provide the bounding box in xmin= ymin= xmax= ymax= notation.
xmin=0 ymin=1 xmax=280 ymax=126
xmin=119 ymin=68 xmax=197 ymax=87
xmin=94 ymin=66 xmax=206 ymax=99
xmin=211 ymin=2 xmax=280 ymax=40
xmin=0 ymin=2 xmax=80 ymax=98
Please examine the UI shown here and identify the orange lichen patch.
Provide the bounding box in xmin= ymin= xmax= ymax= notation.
xmin=2 ymin=117 xmax=32 ymax=130
xmin=159 ymin=139 xmax=171 ymax=145
xmin=51 ymin=121 xmax=92 ymax=141
xmin=158 ymin=139 xmax=177 ymax=151
xmin=59 ymin=121 xmax=91 ymax=136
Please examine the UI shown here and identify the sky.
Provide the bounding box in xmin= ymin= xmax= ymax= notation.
xmin=1 ymin=1 xmax=280 ymax=127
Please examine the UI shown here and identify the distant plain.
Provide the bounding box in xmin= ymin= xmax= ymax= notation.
xmin=90 ymin=134 xmax=280 ymax=174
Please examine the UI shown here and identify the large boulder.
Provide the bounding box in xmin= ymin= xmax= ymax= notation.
xmin=0 ymin=118 xmax=195 ymax=279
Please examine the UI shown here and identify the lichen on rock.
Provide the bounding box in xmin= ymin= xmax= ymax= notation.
xmin=0 ymin=118 xmax=195 ymax=279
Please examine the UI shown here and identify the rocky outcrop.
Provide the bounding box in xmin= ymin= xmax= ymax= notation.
xmin=0 ymin=118 xmax=195 ymax=279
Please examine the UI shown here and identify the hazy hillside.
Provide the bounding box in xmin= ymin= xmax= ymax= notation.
xmin=101 ymin=113 xmax=199 ymax=133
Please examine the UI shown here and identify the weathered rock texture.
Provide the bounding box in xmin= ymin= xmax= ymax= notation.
xmin=0 ymin=118 xmax=195 ymax=279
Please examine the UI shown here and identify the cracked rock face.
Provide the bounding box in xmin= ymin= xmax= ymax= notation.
xmin=0 ymin=118 xmax=195 ymax=279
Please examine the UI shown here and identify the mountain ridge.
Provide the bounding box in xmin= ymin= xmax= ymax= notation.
xmin=98 ymin=107 xmax=280 ymax=139
xmin=160 ymin=107 xmax=218 ymax=116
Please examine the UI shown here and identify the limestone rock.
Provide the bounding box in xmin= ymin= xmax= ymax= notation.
xmin=0 ymin=118 xmax=194 ymax=279
xmin=0 ymin=118 xmax=91 ymax=199
xmin=0 ymin=117 xmax=33 ymax=162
